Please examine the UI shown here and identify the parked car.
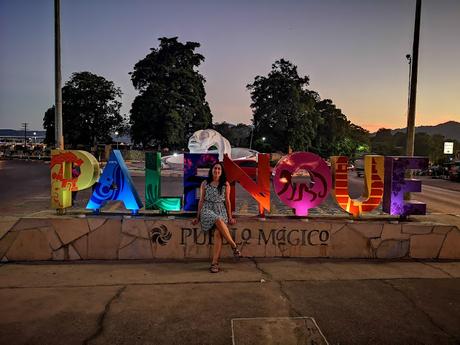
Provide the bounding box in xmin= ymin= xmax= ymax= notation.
xmin=354 ymin=158 xmax=364 ymax=177
xmin=447 ymin=161 xmax=460 ymax=182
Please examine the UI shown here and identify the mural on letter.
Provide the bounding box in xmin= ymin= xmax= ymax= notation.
xmin=50 ymin=150 xmax=100 ymax=209
xmin=273 ymin=152 xmax=332 ymax=216
xmin=223 ymin=153 xmax=271 ymax=216
xmin=183 ymin=153 xmax=219 ymax=211
xmin=383 ymin=156 xmax=428 ymax=216
xmin=87 ymin=150 xmax=143 ymax=213
xmin=331 ymin=155 xmax=384 ymax=217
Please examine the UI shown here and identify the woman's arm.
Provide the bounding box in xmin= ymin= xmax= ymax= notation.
xmin=225 ymin=182 xmax=236 ymax=224
xmin=192 ymin=181 xmax=206 ymax=225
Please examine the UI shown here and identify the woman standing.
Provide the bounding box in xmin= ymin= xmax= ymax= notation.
xmin=192 ymin=162 xmax=241 ymax=273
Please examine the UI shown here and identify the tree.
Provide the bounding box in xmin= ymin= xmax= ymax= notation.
xmin=43 ymin=72 xmax=124 ymax=148
xmin=342 ymin=123 xmax=370 ymax=158
xmin=213 ymin=122 xmax=251 ymax=147
xmin=311 ymin=99 xmax=347 ymax=157
xmin=370 ymin=128 xmax=401 ymax=156
xmin=247 ymin=59 xmax=319 ymax=152
xmin=430 ymin=134 xmax=447 ymax=164
xmin=129 ymin=37 xmax=213 ymax=148
xmin=43 ymin=106 xmax=55 ymax=145
xmin=414 ymin=132 xmax=432 ymax=157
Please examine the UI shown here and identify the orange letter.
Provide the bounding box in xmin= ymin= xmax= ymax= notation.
xmin=223 ymin=154 xmax=270 ymax=216
xmin=331 ymin=155 xmax=384 ymax=217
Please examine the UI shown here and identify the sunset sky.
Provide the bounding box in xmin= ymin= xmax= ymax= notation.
xmin=1 ymin=0 xmax=459 ymax=132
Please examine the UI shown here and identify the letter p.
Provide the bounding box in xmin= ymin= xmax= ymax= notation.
xmin=50 ymin=150 xmax=100 ymax=210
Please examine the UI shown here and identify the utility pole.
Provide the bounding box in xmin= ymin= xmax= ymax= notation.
xmin=406 ymin=0 xmax=421 ymax=156
xmin=21 ymin=122 xmax=28 ymax=148
xmin=54 ymin=0 xmax=64 ymax=149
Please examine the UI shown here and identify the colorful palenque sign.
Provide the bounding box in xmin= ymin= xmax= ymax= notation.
xmin=331 ymin=155 xmax=384 ymax=217
xmin=183 ymin=153 xmax=219 ymax=211
xmin=223 ymin=153 xmax=271 ymax=216
xmin=382 ymin=156 xmax=428 ymax=216
xmin=145 ymin=152 xmax=181 ymax=212
xmin=51 ymin=150 xmax=100 ymax=209
xmin=86 ymin=150 xmax=143 ymax=214
xmin=273 ymin=152 xmax=332 ymax=216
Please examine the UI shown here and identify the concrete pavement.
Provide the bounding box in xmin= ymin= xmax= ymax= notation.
xmin=1 ymin=259 xmax=459 ymax=345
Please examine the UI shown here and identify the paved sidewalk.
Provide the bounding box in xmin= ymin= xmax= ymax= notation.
xmin=0 ymin=259 xmax=459 ymax=345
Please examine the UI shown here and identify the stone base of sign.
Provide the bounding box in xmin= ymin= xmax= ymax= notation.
xmin=1 ymin=216 xmax=459 ymax=261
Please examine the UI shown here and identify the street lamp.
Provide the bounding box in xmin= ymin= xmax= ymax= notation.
xmin=114 ymin=131 xmax=119 ymax=149
xmin=33 ymin=132 xmax=37 ymax=144
xmin=405 ymin=54 xmax=412 ymax=119
xmin=249 ymin=125 xmax=254 ymax=150
xmin=262 ymin=137 xmax=266 ymax=142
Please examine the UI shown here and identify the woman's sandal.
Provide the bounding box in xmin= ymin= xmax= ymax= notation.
xmin=232 ymin=246 xmax=241 ymax=259
xmin=210 ymin=263 xmax=219 ymax=273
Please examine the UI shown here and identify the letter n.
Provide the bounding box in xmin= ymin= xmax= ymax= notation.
xmin=224 ymin=154 xmax=270 ymax=216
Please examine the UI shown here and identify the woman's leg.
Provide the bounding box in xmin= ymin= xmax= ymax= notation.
xmin=215 ymin=218 xmax=237 ymax=248
xmin=211 ymin=229 xmax=222 ymax=265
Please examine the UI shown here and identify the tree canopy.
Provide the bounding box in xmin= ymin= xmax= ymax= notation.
xmin=370 ymin=129 xmax=459 ymax=164
xmin=129 ymin=37 xmax=213 ymax=148
xmin=43 ymin=72 xmax=124 ymax=148
xmin=213 ymin=122 xmax=252 ymax=148
xmin=247 ymin=59 xmax=369 ymax=156
xmin=247 ymin=59 xmax=319 ymax=152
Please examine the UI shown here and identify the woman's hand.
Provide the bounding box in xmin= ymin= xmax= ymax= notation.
xmin=228 ymin=217 xmax=236 ymax=225
xmin=191 ymin=218 xmax=199 ymax=225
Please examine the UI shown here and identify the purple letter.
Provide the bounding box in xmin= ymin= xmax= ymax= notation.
xmin=183 ymin=153 xmax=219 ymax=211
xmin=383 ymin=156 xmax=428 ymax=216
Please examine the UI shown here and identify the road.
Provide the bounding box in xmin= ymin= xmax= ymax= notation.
xmin=0 ymin=159 xmax=459 ymax=217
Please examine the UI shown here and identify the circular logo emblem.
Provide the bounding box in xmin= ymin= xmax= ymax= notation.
xmin=150 ymin=225 xmax=172 ymax=245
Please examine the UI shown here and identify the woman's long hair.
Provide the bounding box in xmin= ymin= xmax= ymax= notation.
xmin=206 ymin=162 xmax=227 ymax=195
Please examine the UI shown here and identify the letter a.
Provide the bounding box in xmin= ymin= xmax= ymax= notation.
xmin=86 ymin=150 xmax=143 ymax=214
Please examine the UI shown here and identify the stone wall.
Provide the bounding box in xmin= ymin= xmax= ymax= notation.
xmin=0 ymin=216 xmax=459 ymax=261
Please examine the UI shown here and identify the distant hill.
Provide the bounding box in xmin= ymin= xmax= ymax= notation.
xmin=0 ymin=129 xmax=45 ymax=137
xmin=390 ymin=121 xmax=460 ymax=141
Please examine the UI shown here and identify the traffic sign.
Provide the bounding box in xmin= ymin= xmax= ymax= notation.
xmin=444 ymin=142 xmax=454 ymax=154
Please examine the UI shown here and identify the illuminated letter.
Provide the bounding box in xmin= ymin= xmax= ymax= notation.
xmin=50 ymin=150 xmax=100 ymax=210
xmin=223 ymin=154 xmax=270 ymax=216
xmin=183 ymin=153 xmax=219 ymax=211
xmin=383 ymin=156 xmax=428 ymax=216
xmin=86 ymin=150 xmax=143 ymax=214
xmin=273 ymin=152 xmax=332 ymax=216
xmin=331 ymin=155 xmax=384 ymax=216
xmin=145 ymin=152 xmax=181 ymax=212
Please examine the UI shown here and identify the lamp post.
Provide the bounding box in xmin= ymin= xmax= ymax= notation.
xmin=33 ymin=132 xmax=37 ymax=144
xmin=406 ymin=0 xmax=421 ymax=157
xmin=262 ymin=137 xmax=266 ymax=142
xmin=405 ymin=54 xmax=411 ymax=120
xmin=114 ymin=131 xmax=119 ymax=149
